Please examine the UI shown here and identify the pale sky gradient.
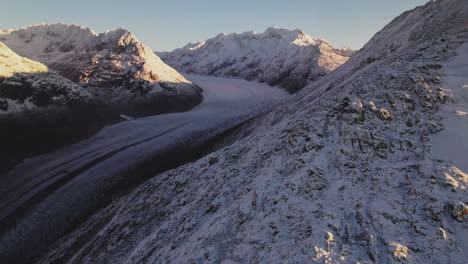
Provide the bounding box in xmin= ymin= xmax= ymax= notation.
xmin=0 ymin=0 xmax=428 ymax=51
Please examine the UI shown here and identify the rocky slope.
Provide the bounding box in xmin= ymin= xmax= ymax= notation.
xmin=159 ymin=27 xmax=353 ymax=93
xmin=0 ymin=42 xmax=93 ymax=113
xmin=33 ymin=1 xmax=468 ymax=263
xmin=0 ymin=24 xmax=202 ymax=116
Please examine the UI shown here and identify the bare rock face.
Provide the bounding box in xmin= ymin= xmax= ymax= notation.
xmin=159 ymin=27 xmax=353 ymax=93
xmin=0 ymin=24 xmax=202 ymax=115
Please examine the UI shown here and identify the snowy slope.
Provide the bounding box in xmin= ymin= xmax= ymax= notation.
xmin=0 ymin=42 xmax=47 ymax=78
xmin=0 ymin=24 xmax=202 ymax=111
xmin=30 ymin=1 xmax=468 ymax=264
xmin=0 ymin=75 xmax=289 ymax=264
xmin=432 ymin=42 xmax=468 ymax=173
xmin=0 ymin=42 xmax=92 ymax=113
xmin=159 ymin=27 xmax=353 ymax=93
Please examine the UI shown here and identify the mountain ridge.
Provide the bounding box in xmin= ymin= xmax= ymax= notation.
xmin=159 ymin=27 xmax=353 ymax=93
xmin=0 ymin=23 xmax=203 ymax=115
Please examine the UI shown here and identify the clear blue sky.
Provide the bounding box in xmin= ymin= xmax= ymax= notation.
xmin=1 ymin=0 xmax=428 ymax=51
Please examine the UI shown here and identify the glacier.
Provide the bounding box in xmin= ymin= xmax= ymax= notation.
xmin=0 ymin=75 xmax=289 ymax=263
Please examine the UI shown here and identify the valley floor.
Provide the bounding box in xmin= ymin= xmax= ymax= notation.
xmin=0 ymin=75 xmax=290 ymax=263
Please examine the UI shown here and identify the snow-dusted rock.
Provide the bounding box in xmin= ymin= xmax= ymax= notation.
xmin=159 ymin=27 xmax=353 ymax=93
xmin=0 ymin=24 xmax=202 ymax=114
xmin=0 ymin=42 xmax=92 ymax=114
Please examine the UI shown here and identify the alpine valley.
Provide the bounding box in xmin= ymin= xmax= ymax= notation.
xmin=0 ymin=1 xmax=467 ymax=264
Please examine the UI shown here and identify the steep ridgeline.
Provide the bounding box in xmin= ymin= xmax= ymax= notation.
xmin=0 ymin=42 xmax=92 ymax=113
xmin=37 ymin=1 xmax=468 ymax=264
xmin=0 ymin=23 xmax=202 ymax=116
xmin=159 ymin=27 xmax=353 ymax=93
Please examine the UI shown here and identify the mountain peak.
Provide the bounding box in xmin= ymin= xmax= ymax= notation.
xmin=160 ymin=27 xmax=351 ymax=93
xmin=101 ymin=27 xmax=132 ymax=38
xmin=261 ymin=27 xmax=306 ymax=40
xmin=264 ymin=26 xmax=300 ymax=34
xmin=182 ymin=41 xmax=206 ymax=51
xmin=99 ymin=28 xmax=140 ymax=48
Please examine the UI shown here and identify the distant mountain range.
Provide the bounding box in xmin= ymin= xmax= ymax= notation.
xmin=159 ymin=27 xmax=354 ymax=93
xmin=0 ymin=24 xmax=352 ymax=170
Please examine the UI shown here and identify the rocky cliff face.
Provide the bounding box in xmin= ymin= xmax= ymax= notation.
xmin=159 ymin=27 xmax=353 ymax=93
xmin=35 ymin=1 xmax=467 ymax=263
xmin=0 ymin=24 xmax=202 ymax=114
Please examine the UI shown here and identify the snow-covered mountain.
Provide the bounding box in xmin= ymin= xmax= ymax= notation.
xmin=34 ymin=1 xmax=467 ymax=263
xmin=0 ymin=42 xmax=92 ymax=113
xmin=0 ymin=24 xmax=202 ymax=115
xmin=159 ymin=27 xmax=353 ymax=93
